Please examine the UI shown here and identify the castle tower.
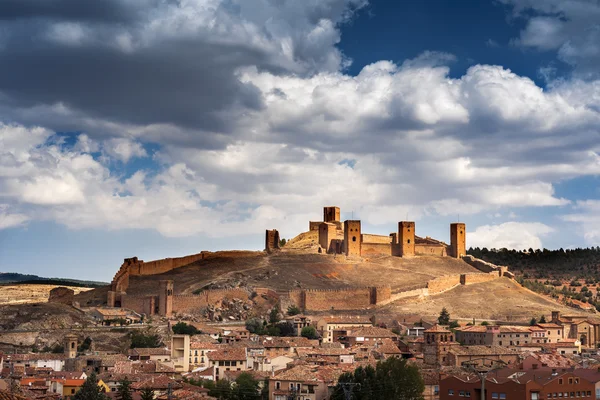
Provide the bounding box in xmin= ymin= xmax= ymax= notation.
xmin=450 ymin=223 xmax=466 ymax=258
xmin=344 ymin=220 xmax=361 ymax=256
xmin=158 ymin=280 xmax=174 ymax=317
xmin=265 ymin=229 xmax=280 ymax=253
xmin=323 ymin=206 xmax=340 ymax=223
xmin=64 ymin=334 xmax=78 ymax=359
xmin=398 ymin=221 xmax=415 ymax=257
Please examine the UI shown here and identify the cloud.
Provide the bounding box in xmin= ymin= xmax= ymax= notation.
xmin=102 ymin=138 xmax=147 ymax=163
xmin=563 ymin=200 xmax=600 ymax=245
xmin=0 ymin=0 xmax=368 ymax=139
xmin=501 ymin=0 xmax=600 ymax=79
xmin=469 ymin=222 xmax=555 ymax=250
xmin=0 ymin=205 xmax=29 ymax=229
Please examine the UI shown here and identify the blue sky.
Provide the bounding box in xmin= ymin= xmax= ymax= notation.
xmin=1 ymin=0 xmax=600 ymax=281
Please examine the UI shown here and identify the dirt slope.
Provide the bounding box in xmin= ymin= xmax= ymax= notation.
xmin=384 ymin=277 xmax=588 ymax=321
xmin=0 ymin=284 xmax=93 ymax=305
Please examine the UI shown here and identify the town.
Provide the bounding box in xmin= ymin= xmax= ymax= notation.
xmin=2 ymin=206 xmax=600 ymax=400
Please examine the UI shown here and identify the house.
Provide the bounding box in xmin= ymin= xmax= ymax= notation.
xmin=207 ymin=348 xmax=249 ymax=381
xmin=189 ymin=340 xmax=221 ymax=371
xmin=335 ymin=326 xmax=398 ymax=347
xmin=445 ymin=345 xmax=520 ymax=368
xmin=89 ymin=308 xmax=141 ymax=325
xmin=315 ymin=316 xmax=373 ymax=343
xmin=283 ymin=315 xmax=314 ymax=336
xmin=440 ymin=369 xmax=595 ymax=400
xmin=128 ymin=348 xmax=171 ymax=362
xmin=61 ymin=378 xmax=110 ymax=398
xmin=254 ymin=355 xmax=294 ymax=373
xmin=269 ymin=364 xmax=351 ymax=400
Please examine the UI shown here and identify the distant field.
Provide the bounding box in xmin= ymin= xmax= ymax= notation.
xmin=0 ymin=284 xmax=94 ymax=305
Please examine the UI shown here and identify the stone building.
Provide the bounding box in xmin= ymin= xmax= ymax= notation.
xmin=423 ymin=325 xmax=460 ymax=367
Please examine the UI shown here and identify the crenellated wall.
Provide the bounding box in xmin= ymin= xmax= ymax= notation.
xmin=285 ymin=287 xmax=391 ymax=311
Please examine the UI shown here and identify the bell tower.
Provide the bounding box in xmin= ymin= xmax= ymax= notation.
xmin=64 ymin=334 xmax=78 ymax=359
xmin=450 ymin=223 xmax=466 ymax=258
xmin=158 ymin=280 xmax=174 ymax=317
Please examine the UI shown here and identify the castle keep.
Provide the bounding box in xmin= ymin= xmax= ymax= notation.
xmin=309 ymin=206 xmax=466 ymax=258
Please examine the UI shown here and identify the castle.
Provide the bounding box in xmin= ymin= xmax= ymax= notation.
xmin=268 ymin=206 xmax=466 ymax=259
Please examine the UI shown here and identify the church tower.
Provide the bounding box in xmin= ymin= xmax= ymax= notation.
xmin=158 ymin=280 xmax=174 ymax=317
xmin=344 ymin=220 xmax=361 ymax=256
xmin=398 ymin=221 xmax=415 ymax=257
xmin=64 ymin=334 xmax=78 ymax=359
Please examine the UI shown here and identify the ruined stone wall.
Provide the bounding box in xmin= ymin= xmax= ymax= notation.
xmin=121 ymin=295 xmax=156 ymax=315
xmin=171 ymin=288 xmax=250 ymax=314
xmin=265 ymin=230 xmax=280 ymax=253
xmin=48 ymin=287 xmax=75 ymax=305
xmin=415 ymin=244 xmax=448 ymax=256
xmin=426 ymin=275 xmax=462 ymax=294
xmin=460 ymin=272 xmax=499 ymax=285
xmin=309 ymin=221 xmax=321 ymax=231
xmin=360 ymin=242 xmax=392 ymax=256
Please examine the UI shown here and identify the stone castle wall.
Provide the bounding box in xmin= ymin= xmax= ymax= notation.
xmin=426 ymin=275 xmax=462 ymax=294
xmin=460 ymin=271 xmax=500 ymax=285
xmin=172 ymin=288 xmax=250 ymax=313
xmin=361 ymin=234 xmax=392 ymax=244
xmin=286 ymin=287 xmax=391 ymax=311
xmin=360 ymin=242 xmax=392 ymax=256
xmin=415 ymin=244 xmax=448 ymax=257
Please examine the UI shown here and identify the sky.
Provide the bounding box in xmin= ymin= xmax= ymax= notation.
xmin=1 ymin=0 xmax=600 ymax=281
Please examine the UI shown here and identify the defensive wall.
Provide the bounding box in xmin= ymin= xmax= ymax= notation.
xmin=462 ymin=255 xmax=513 ymax=278
xmin=287 ymin=287 xmax=391 ymax=311
xmin=121 ymin=287 xmax=250 ymax=316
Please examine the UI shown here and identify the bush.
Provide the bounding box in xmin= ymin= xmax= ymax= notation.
xmin=172 ymin=322 xmax=200 ymax=335
xmin=301 ymin=326 xmax=318 ymax=339
xmin=287 ymin=305 xmax=301 ymax=316
xmin=129 ymin=331 xmax=162 ymax=349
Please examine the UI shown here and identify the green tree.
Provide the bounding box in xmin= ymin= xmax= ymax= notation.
xmin=286 ymin=305 xmax=301 ymax=316
xmin=438 ymin=308 xmax=450 ymax=325
xmin=172 ymin=322 xmax=200 ymax=335
xmin=279 ymin=238 xmax=287 ymax=247
xmin=448 ymin=320 xmax=460 ymax=329
xmin=129 ymin=331 xmax=162 ymax=349
xmin=301 ymin=326 xmax=318 ymax=340
xmin=245 ymin=318 xmax=265 ymax=335
xmin=481 ymin=321 xmax=489 ymax=326
xmin=78 ymin=337 xmax=93 ymax=353
xmin=269 ymin=305 xmax=281 ymax=325
xmin=330 ymin=357 xmax=424 ymax=400
xmin=208 ymin=378 xmax=232 ymax=400
xmin=530 ymin=317 xmax=537 ymax=326
xmin=73 ymin=373 xmax=108 ymax=400
xmin=116 ymin=379 xmax=133 ymax=400
xmin=539 ymin=315 xmax=547 ymax=323
xmin=232 ymin=373 xmax=261 ymax=400
xmin=140 ymin=387 xmax=154 ymax=400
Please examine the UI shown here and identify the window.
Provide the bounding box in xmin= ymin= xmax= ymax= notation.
xmin=466 ymin=392 xmax=471 ymax=398
xmin=276 ymin=382 xmax=280 ymax=390
xmin=460 ymin=391 xmax=465 ymax=397
xmin=576 ymin=392 xmax=580 ymax=397
xmin=586 ymin=392 xmax=591 ymax=397
xmin=559 ymin=393 xmax=563 ymax=398
xmin=352 ymin=236 xmax=356 ymax=242
xmin=569 ymin=379 xmax=573 ymax=385
xmin=559 ymin=379 xmax=564 ymax=385
xmin=500 ymin=394 xmax=506 ymax=400
xmin=575 ymin=379 xmax=579 ymax=384
xmin=570 ymin=393 xmax=575 ymax=398
xmin=435 ymin=386 xmax=439 ymax=395
xmin=449 ymin=390 xmax=455 ymax=396
xmin=492 ymin=393 xmax=498 ymax=399
xmin=532 ymin=393 xmax=539 ymax=400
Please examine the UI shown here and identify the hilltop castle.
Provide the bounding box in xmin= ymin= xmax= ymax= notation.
xmin=267 ymin=206 xmax=466 ymax=258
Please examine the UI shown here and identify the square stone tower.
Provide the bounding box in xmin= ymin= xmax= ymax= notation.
xmin=344 ymin=220 xmax=361 ymax=256
xmin=265 ymin=229 xmax=280 ymax=253
xmin=450 ymin=223 xmax=466 ymax=258
xmin=159 ymin=280 xmax=174 ymax=317
xmin=323 ymin=206 xmax=340 ymax=223
xmin=64 ymin=334 xmax=78 ymax=359
xmin=398 ymin=221 xmax=415 ymax=257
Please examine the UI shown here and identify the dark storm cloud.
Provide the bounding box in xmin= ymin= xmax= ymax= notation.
xmin=0 ymin=38 xmax=265 ymax=135
xmin=0 ymin=0 xmax=140 ymax=22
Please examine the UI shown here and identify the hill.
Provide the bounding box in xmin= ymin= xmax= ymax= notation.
xmin=0 ymin=272 xmax=108 ymax=287
xmin=71 ymin=230 xmax=586 ymax=322
xmin=382 ymin=277 xmax=585 ymax=321
xmin=0 ymin=284 xmax=94 ymax=306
